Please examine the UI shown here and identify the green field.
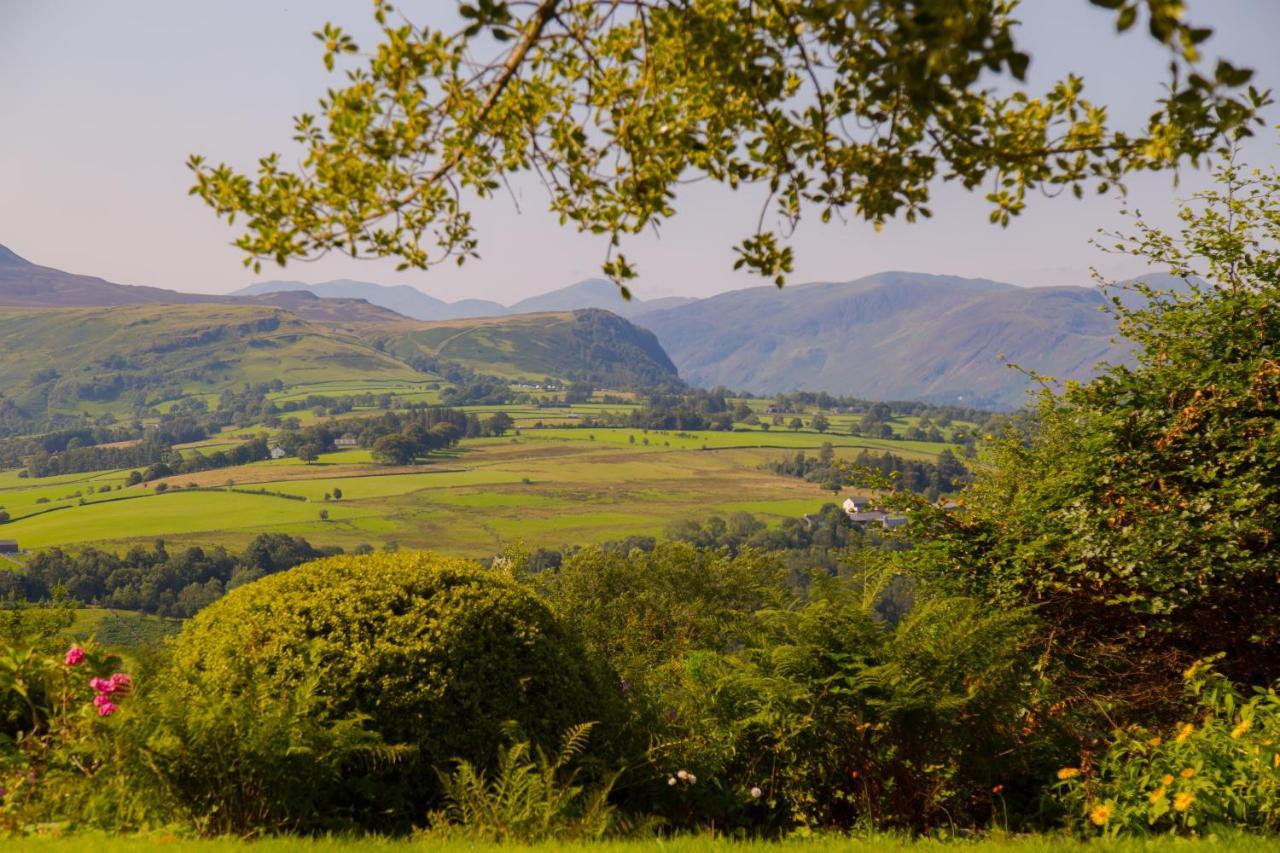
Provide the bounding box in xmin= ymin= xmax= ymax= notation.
xmin=0 ymin=416 xmax=937 ymax=554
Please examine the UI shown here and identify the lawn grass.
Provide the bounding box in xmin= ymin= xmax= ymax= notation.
xmin=6 ymin=833 xmax=1278 ymax=852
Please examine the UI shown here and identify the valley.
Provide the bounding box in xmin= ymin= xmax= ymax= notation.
xmin=0 ymin=389 xmax=972 ymax=556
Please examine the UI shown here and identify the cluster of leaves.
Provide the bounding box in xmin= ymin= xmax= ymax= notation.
xmin=189 ymin=0 xmax=1267 ymax=287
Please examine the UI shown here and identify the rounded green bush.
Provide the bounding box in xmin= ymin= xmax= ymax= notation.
xmin=164 ymin=551 xmax=612 ymax=828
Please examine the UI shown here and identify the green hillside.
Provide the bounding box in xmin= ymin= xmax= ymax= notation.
xmin=0 ymin=304 xmax=422 ymax=425
xmin=366 ymin=308 xmax=681 ymax=387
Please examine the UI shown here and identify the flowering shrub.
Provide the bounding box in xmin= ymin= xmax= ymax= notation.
xmin=0 ymin=640 xmax=133 ymax=828
xmin=1056 ymin=659 xmax=1280 ymax=835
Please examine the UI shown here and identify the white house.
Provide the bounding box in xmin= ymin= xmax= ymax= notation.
xmin=334 ymin=435 xmax=358 ymax=448
xmin=842 ymin=496 xmax=871 ymax=515
xmin=269 ymin=445 xmax=288 ymax=460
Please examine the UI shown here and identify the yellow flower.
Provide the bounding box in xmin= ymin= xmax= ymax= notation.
xmin=1180 ymin=767 xmax=1196 ymax=779
xmin=1057 ymin=767 xmax=1081 ymax=780
xmin=1175 ymin=723 xmax=1194 ymax=743
xmin=1174 ymin=792 xmax=1195 ymax=812
xmin=1089 ymin=802 xmax=1114 ymax=826
xmin=1161 ymin=774 xmax=1175 ymax=786
xmin=1182 ymin=661 xmax=1202 ymax=680
xmin=1274 ymin=753 xmax=1279 ymax=769
xmin=1231 ymin=718 xmax=1252 ymax=739
xmin=1148 ymin=736 xmax=1162 ymax=747
xmin=1149 ymin=785 xmax=1167 ymax=805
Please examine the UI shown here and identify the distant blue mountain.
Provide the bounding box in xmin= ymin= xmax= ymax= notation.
xmin=235 ymin=279 xmax=508 ymax=321
xmin=237 ymin=277 xmax=696 ymax=321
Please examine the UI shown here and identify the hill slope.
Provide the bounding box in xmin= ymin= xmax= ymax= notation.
xmin=364 ymin=309 xmax=681 ymax=387
xmin=0 ymin=304 xmax=422 ymax=428
xmin=0 ymin=245 xmax=221 ymax=308
xmin=633 ymin=272 xmax=1128 ymax=409
xmin=237 ymin=290 xmax=411 ymax=324
xmin=0 ymin=245 xmax=413 ymax=324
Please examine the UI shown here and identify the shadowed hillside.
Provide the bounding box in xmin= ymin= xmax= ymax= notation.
xmin=632 ymin=272 xmax=1130 ymax=409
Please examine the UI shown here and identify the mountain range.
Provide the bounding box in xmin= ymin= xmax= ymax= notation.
xmin=236 ymin=277 xmax=696 ymax=321
xmin=240 ymin=270 xmax=1139 ymax=407
xmin=0 ymin=242 xmax=1159 ymax=408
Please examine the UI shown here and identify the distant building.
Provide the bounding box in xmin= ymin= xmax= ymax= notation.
xmin=334 ymin=435 xmax=358 ymax=448
xmin=0 ymin=540 xmax=18 ymax=554
xmin=842 ymin=496 xmax=871 ymax=515
xmin=269 ymin=446 xmax=288 ymax=460
xmin=846 ymin=510 xmax=909 ymax=530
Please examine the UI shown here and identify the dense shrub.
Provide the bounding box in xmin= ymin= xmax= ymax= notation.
xmin=904 ymin=165 xmax=1280 ymax=719
xmin=152 ymin=552 xmax=616 ymax=831
xmin=644 ymin=588 xmax=1044 ymax=833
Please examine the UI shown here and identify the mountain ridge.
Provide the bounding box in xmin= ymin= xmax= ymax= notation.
xmin=1 ymin=241 xmax=1186 ymax=408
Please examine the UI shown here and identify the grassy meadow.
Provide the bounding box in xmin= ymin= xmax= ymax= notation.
xmin=0 ymin=392 xmax=966 ymax=555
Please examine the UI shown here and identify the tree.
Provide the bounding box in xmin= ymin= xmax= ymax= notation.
xmin=372 ymin=434 xmax=417 ymax=466
xmin=189 ymin=1 xmax=1266 ymax=288
xmin=0 ymin=510 xmax=9 ymax=524
xmin=906 ymin=162 xmax=1280 ymax=717
xmin=332 ymin=487 xmax=343 ymax=500
xmin=564 ymin=381 xmax=594 ymax=405
xmin=486 ymin=412 xmax=514 ymax=437
xmin=811 ymin=413 xmax=830 ymax=434
xmin=297 ymin=443 xmax=320 ymax=464
xmin=789 ymin=418 xmax=804 ymax=431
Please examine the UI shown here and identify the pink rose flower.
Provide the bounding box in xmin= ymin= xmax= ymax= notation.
xmin=108 ymin=672 xmax=132 ymax=692
xmin=64 ymin=646 xmax=86 ymax=667
xmin=90 ymin=677 xmax=114 ymax=693
xmin=95 ymin=699 xmax=118 ymax=717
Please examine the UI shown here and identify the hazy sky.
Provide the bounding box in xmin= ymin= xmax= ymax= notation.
xmin=2 ymin=1 xmax=1278 ymax=304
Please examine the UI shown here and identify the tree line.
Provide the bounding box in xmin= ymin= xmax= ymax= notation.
xmin=0 ymin=534 xmax=335 ymax=618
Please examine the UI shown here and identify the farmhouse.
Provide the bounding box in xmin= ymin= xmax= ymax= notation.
xmin=0 ymin=540 xmax=19 ymax=554
xmin=845 ymin=510 xmax=908 ymax=530
xmin=842 ymin=496 xmax=871 ymax=515
xmin=334 ymin=435 xmax=358 ymax=448
xmin=269 ymin=445 xmax=288 ymax=460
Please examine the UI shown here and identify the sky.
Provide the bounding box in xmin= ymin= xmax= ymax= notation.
xmin=1 ymin=1 xmax=1278 ymax=305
